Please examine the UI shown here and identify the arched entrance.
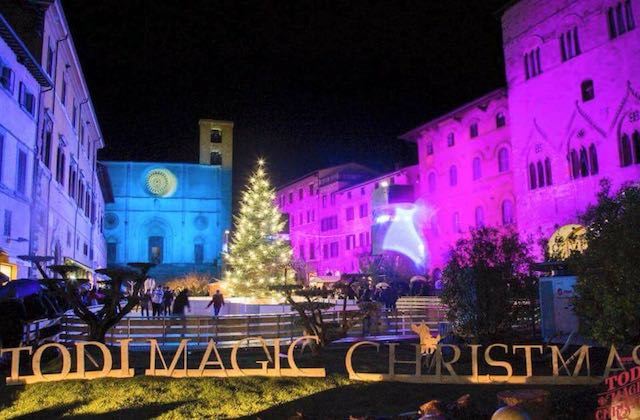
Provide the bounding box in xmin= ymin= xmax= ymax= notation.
xmin=139 ymin=218 xmax=173 ymax=265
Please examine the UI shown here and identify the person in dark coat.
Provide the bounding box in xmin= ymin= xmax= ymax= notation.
xmin=0 ymin=290 xmax=27 ymax=348
xmin=172 ymin=289 xmax=191 ymax=315
xmin=388 ymin=287 xmax=398 ymax=310
xmin=162 ymin=287 xmax=173 ymax=315
xmin=139 ymin=290 xmax=151 ymax=318
xmin=359 ymin=286 xmax=372 ymax=303
xmin=206 ymin=290 xmax=225 ymax=317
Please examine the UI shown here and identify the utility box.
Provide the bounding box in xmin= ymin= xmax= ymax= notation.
xmin=539 ymin=275 xmax=579 ymax=341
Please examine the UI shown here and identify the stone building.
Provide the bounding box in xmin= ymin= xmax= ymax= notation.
xmin=103 ymin=120 xmax=233 ymax=281
xmin=0 ymin=10 xmax=52 ymax=278
xmin=280 ymin=0 xmax=639 ymax=280
xmin=400 ymin=90 xmax=514 ymax=272
xmin=503 ymin=0 xmax=640 ymax=242
xmin=32 ymin=0 xmax=110 ymax=278
xmin=0 ymin=0 xmax=109 ymax=279
xmin=277 ymin=164 xmax=419 ymax=277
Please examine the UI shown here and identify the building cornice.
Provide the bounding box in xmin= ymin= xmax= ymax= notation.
xmin=398 ymin=88 xmax=507 ymax=142
xmin=50 ymin=0 xmax=104 ymax=148
xmin=0 ymin=13 xmax=52 ymax=87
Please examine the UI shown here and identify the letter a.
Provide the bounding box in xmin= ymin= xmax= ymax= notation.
xmin=198 ymin=339 xmax=226 ymax=376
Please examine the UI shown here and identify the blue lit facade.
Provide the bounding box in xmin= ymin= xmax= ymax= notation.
xmin=103 ymin=120 xmax=233 ymax=280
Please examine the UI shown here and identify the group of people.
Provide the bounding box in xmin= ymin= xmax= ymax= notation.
xmin=312 ymin=281 xmax=400 ymax=310
xmin=138 ymin=285 xmax=191 ymax=317
xmin=137 ymin=284 xmax=226 ymax=318
xmin=357 ymin=284 xmax=399 ymax=310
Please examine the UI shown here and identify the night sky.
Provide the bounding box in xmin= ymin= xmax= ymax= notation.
xmin=62 ymin=0 xmax=508 ymax=191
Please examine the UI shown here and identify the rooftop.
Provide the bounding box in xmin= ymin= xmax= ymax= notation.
xmin=398 ymin=88 xmax=507 ymax=142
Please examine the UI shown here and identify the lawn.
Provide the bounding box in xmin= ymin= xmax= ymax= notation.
xmin=0 ymin=343 xmax=600 ymax=419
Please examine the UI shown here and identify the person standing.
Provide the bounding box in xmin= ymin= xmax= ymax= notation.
xmin=162 ymin=287 xmax=173 ymax=315
xmin=206 ymin=290 xmax=225 ymax=317
xmin=172 ymin=288 xmax=191 ymax=316
xmin=139 ymin=290 xmax=151 ymax=318
xmin=151 ymin=286 xmax=164 ymax=317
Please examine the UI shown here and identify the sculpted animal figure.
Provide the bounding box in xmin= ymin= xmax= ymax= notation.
xmin=411 ymin=322 xmax=441 ymax=355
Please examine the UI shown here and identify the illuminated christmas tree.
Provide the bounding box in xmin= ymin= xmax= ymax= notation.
xmin=223 ymin=159 xmax=293 ymax=298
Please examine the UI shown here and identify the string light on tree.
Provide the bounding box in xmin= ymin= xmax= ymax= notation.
xmin=223 ymin=159 xmax=294 ymax=298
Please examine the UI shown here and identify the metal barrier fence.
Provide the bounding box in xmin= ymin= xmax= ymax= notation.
xmin=22 ymin=317 xmax=62 ymax=345
xmin=61 ymin=308 xmax=444 ymax=348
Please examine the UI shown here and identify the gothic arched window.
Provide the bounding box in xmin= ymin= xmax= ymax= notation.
xmin=428 ymin=172 xmax=436 ymax=193
xmin=570 ymin=149 xmax=580 ymax=178
xmin=496 ymin=112 xmax=506 ymax=128
xmin=544 ymin=158 xmax=553 ymax=185
xmin=537 ymin=161 xmax=545 ymax=186
xmin=449 ymin=165 xmax=458 ymax=186
xmin=589 ymin=144 xmax=599 ymax=175
xmin=529 ymin=163 xmax=537 ymax=189
xmin=498 ymin=148 xmax=510 ymax=172
xmin=633 ymin=130 xmax=640 ymax=164
xmin=475 ymin=206 xmax=485 ymax=228
xmin=502 ymin=200 xmax=514 ymax=225
xmin=470 ymin=123 xmax=478 ymax=138
xmin=620 ymin=134 xmax=633 ymax=167
xmin=579 ymin=147 xmax=589 ymax=177
xmin=472 ymin=157 xmax=482 ymax=180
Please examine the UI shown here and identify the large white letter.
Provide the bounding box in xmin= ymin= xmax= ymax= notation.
xmin=145 ymin=339 xmax=190 ymax=376
xmin=1 ymin=346 xmax=32 ymax=384
xmin=75 ymin=341 xmax=113 ymax=378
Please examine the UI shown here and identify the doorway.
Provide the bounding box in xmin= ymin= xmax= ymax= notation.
xmin=148 ymin=236 xmax=164 ymax=264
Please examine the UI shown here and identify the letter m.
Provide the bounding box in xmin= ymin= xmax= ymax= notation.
xmin=551 ymin=345 xmax=591 ymax=377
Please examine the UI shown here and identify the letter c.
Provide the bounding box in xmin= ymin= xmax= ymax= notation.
xmin=345 ymin=341 xmax=379 ymax=380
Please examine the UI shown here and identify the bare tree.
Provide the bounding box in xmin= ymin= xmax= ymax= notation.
xmin=21 ymin=256 xmax=154 ymax=343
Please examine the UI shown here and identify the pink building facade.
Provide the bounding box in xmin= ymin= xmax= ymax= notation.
xmin=278 ymin=0 xmax=639 ymax=280
xmin=503 ymin=0 xmax=640 ymax=242
xmin=401 ymin=90 xmax=515 ymax=273
xmin=277 ymin=163 xmax=419 ymax=277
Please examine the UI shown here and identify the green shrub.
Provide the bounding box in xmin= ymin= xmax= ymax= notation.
xmin=441 ymin=227 xmax=538 ymax=343
xmin=570 ymin=181 xmax=640 ymax=345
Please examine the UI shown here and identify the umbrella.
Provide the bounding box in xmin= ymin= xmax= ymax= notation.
xmin=410 ymin=275 xmax=428 ymax=284
xmin=375 ymin=282 xmax=390 ymax=289
xmin=0 ymin=279 xmax=46 ymax=299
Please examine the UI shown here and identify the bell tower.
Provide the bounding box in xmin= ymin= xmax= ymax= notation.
xmin=198 ymin=119 xmax=233 ymax=267
xmin=198 ymin=119 xmax=233 ymax=170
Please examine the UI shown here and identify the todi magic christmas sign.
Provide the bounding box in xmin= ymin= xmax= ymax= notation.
xmin=3 ymin=324 xmax=639 ymax=387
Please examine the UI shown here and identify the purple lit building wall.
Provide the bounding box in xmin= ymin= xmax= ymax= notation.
xmin=503 ymin=0 xmax=640 ymax=243
xmin=277 ymin=163 xmax=419 ymax=277
xmin=280 ymin=0 xmax=640 ymax=279
xmin=401 ymin=89 xmax=515 ymax=273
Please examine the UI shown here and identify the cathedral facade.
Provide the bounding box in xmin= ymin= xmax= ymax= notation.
xmin=103 ymin=120 xmax=233 ymax=280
